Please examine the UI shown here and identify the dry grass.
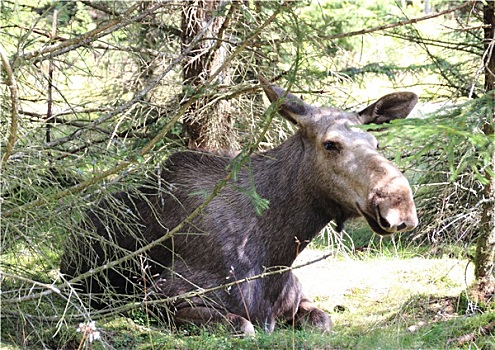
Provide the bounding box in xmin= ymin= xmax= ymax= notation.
xmin=294 ymin=248 xmax=474 ymax=329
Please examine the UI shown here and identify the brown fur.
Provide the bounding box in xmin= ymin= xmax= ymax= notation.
xmin=60 ymin=80 xmax=418 ymax=334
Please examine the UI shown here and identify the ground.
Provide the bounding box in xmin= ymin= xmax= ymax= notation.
xmin=3 ymin=245 xmax=495 ymax=349
xmin=294 ymin=247 xmax=474 ymax=330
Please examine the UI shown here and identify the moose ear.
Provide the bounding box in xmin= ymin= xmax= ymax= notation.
xmin=357 ymin=92 xmax=418 ymax=125
xmin=259 ymin=76 xmax=312 ymax=125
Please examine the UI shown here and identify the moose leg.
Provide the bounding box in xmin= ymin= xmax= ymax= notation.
xmin=294 ymin=294 xmax=332 ymax=332
xmin=271 ymin=272 xmax=330 ymax=332
xmin=174 ymin=306 xmax=255 ymax=335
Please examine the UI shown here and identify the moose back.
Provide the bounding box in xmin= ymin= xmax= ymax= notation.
xmin=61 ymin=78 xmax=418 ymax=335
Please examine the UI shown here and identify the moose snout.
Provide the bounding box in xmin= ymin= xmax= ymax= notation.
xmin=375 ymin=203 xmax=418 ymax=234
xmin=357 ymin=180 xmax=419 ymax=236
xmin=356 ymin=200 xmax=418 ymax=236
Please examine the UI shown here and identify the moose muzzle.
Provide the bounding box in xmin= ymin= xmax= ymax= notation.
xmin=357 ymin=173 xmax=418 ymax=236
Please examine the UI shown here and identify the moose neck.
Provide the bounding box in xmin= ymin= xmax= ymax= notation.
xmin=249 ymin=132 xmax=339 ymax=266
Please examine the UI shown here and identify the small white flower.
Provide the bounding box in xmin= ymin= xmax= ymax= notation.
xmin=88 ymin=331 xmax=101 ymax=343
xmin=76 ymin=320 xmax=101 ymax=343
xmin=76 ymin=323 xmax=83 ymax=332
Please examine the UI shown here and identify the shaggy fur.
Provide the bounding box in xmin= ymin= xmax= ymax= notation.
xmin=60 ymin=81 xmax=418 ymax=334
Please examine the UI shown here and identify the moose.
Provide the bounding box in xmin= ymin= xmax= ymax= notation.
xmin=60 ymin=77 xmax=418 ymax=335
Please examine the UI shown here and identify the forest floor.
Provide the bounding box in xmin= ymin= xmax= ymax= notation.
xmin=2 ymin=245 xmax=495 ymax=349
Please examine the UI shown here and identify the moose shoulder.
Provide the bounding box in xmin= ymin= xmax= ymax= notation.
xmin=60 ymin=78 xmax=418 ymax=335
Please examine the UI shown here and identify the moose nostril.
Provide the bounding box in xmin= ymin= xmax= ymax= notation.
xmin=380 ymin=215 xmax=392 ymax=229
xmin=397 ymin=223 xmax=407 ymax=231
xmin=377 ymin=209 xmax=391 ymax=229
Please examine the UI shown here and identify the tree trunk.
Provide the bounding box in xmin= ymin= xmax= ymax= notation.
xmin=474 ymin=2 xmax=495 ymax=285
xmin=181 ymin=1 xmax=238 ymax=152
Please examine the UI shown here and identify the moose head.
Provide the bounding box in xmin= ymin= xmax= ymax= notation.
xmin=260 ymin=76 xmax=418 ymax=236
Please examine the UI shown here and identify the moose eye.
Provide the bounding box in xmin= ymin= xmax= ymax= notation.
xmin=323 ymin=141 xmax=339 ymax=152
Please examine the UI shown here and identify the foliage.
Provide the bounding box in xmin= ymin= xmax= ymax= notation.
xmin=366 ymin=95 xmax=495 ymax=245
xmin=1 ymin=0 xmax=494 ymax=348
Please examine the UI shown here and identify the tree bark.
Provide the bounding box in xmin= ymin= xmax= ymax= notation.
xmin=474 ymin=2 xmax=495 ymax=283
xmin=181 ymin=1 xmax=238 ymax=152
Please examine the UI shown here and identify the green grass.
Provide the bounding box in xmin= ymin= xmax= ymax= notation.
xmin=1 ymin=241 xmax=494 ymax=350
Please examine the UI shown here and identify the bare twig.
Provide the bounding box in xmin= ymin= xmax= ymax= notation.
xmin=0 ymin=272 xmax=63 ymax=298
xmin=42 ymin=7 xmax=222 ymax=149
xmin=0 ymin=47 xmax=19 ymax=166
xmin=208 ymin=1 xmax=285 ymax=83
xmin=46 ymin=9 xmax=58 ymax=144
xmin=80 ymin=0 xmax=121 ymax=17
xmin=9 ymin=24 xmax=177 ymax=58
xmin=2 ymin=249 xmax=335 ymax=322
xmin=3 ymin=5 xmax=222 ymax=218
xmin=43 ymin=2 xmax=282 ymax=149
xmin=384 ymin=31 xmax=482 ymax=55
xmin=321 ymin=1 xmax=476 ymax=40
xmin=206 ymin=2 xmax=238 ymax=63
xmin=21 ymin=108 xmax=111 ymax=127
xmin=18 ymin=2 xmax=161 ymax=63
xmin=9 ymin=24 xmax=68 ymax=42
